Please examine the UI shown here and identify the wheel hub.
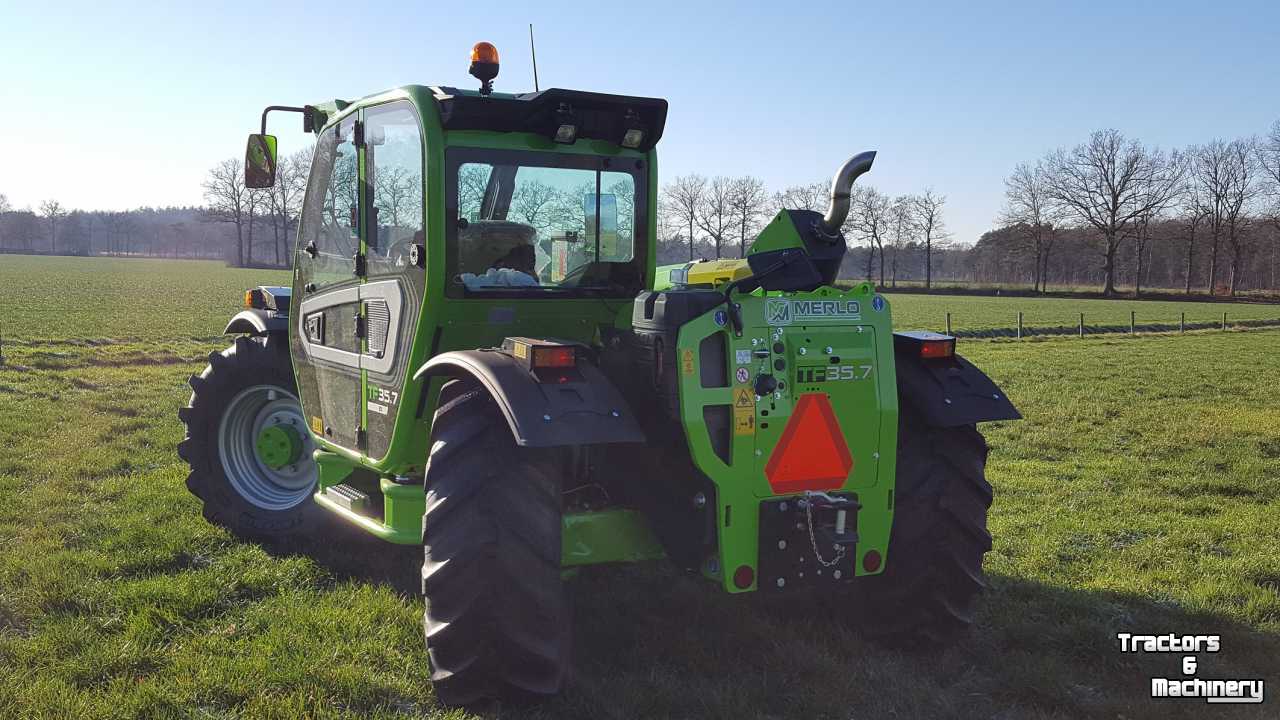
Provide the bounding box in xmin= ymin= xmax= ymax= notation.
xmin=255 ymin=424 xmax=303 ymax=470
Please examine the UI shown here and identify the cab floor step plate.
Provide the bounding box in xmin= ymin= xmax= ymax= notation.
xmin=324 ymin=484 xmax=369 ymax=514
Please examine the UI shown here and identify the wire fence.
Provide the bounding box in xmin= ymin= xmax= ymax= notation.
xmin=940 ymin=311 xmax=1280 ymax=339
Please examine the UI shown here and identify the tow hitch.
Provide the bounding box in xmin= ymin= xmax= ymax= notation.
xmin=757 ymin=491 xmax=861 ymax=590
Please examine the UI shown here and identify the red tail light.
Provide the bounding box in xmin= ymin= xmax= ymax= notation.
xmin=532 ymin=346 xmax=576 ymax=369
xmin=919 ymin=338 xmax=955 ymax=359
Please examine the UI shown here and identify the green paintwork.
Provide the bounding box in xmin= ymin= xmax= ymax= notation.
xmin=562 ymin=509 xmax=667 ymax=567
xmin=314 ymin=449 xmax=355 ymax=489
xmin=746 ymin=209 xmax=808 ymax=256
xmin=676 ymin=285 xmax=897 ymax=592
xmin=255 ymin=424 xmax=302 ymax=470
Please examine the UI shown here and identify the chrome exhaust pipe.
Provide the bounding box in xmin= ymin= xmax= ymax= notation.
xmin=818 ymin=151 xmax=877 ymax=236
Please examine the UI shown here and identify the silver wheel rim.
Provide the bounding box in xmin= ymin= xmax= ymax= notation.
xmin=218 ymin=384 xmax=317 ymax=511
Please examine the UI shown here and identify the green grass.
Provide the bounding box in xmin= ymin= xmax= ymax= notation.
xmin=1 ymin=256 xmax=1279 ymax=718
xmin=0 ymin=256 xmax=289 ymax=342
xmin=884 ymin=292 xmax=1280 ymax=334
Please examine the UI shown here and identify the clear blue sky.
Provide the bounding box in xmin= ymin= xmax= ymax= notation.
xmin=2 ymin=0 xmax=1277 ymax=245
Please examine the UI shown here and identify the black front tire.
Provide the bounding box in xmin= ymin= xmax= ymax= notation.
xmin=178 ymin=334 xmax=324 ymax=540
xmin=838 ymin=409 xmax=993 ymax=646
xmin=420 ymin=385 xmax=571 ymax=706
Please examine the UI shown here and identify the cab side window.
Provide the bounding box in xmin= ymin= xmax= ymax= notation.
xmin=297 ymin=118 xmax=358 ymax=289
xmin=366 ymin=102 xmax=424 ymax=276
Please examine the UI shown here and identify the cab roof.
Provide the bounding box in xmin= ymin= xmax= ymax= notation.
xmin=309 ymin=86 xmax=668 ymax=152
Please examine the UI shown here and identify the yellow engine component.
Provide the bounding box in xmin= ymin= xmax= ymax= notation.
xmin=685 ymin=259 xmax=752 ymax=288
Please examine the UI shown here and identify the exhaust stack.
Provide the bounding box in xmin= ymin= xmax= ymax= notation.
xmin=818 ymin=151 xmax=877 ymax=237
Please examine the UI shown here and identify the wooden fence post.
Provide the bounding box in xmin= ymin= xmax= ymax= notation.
xmin=1223 ymin=312 xmax=1228 ymax=331
xmin=1017 ymin=312 xmax=1023 ymax=339
xmin=1180 ymin=312 xmax=1185 ymax=334
xmin=1079 ymin=313 xmax=1084 ymax=338
xmin=946 ymin=312 xmax=952 ymax=336
xmin=1130 ymin=310 xmax=1136 ymax=335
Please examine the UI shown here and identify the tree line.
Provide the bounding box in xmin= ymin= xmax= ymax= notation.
xmin=4 ymin=118 xmax=1277 ymax=297
xmin=983 ymin=120 xmax=1280 ymax=296
xmin=657 ymin=173 xmax=958 ymax=288
xmin=0 ymin=149 xmax=314 ymax=268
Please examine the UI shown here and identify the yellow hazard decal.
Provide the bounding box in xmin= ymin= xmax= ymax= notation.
xmin=681 ymin=348 xmax=695 ymax=376
xmin=310 ymin=416 xmax=324 ymax=435
xmin=733 ymin=387 xmax=755 ymax=436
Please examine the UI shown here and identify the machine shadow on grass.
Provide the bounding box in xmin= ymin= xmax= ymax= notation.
xmin=259 ymin=525 xmax=1278 ymax=719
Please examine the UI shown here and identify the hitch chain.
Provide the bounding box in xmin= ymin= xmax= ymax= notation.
xmin=801 ymin=491 xmax=846 ymax=568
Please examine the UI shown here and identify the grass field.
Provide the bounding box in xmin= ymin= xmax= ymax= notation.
xmin=1 ymin=256 xmax=1279 ymax=718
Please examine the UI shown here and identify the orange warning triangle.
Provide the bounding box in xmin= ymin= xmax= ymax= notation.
xmin=764 ymin=393 xmax=854 ymax=494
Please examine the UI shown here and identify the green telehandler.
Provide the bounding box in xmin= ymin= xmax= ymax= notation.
xmin=178 ymin=41 xmax=1020 ymax=705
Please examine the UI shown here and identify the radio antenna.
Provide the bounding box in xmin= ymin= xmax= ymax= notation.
xmin=529 ymin=24 xmax=540 ymax=91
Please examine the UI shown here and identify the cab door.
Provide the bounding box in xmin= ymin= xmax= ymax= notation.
xmin=292 ymin=116 xmax=364 ymax=451
xmin=361 ymin=100 xmax=427 ymax=460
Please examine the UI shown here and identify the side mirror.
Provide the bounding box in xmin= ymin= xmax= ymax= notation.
xmin=245 ymin=134 xmax=278 ymax=188
xmin=584 ymin=193 xmax=619 ymax=259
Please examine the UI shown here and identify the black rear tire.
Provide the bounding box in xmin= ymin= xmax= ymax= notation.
xmin=178 ymin=334 xmax=324 ymax=540
xmin=420 ymin=384 xmax=570 ymax=706
xmin=838 ymin=408 xmax=993 ymax=646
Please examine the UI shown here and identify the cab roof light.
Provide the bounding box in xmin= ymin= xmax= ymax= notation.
xmin=620 ymin=108 xmax=645 ymax=149
xmin=469 ymin=42 xmax=500 ymax=95
xmin=553 ymin=102 xmax=577 ymax=144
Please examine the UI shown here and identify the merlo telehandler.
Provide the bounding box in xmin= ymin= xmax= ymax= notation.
xmin=178 ymin=41 xmax=1020 ymax=705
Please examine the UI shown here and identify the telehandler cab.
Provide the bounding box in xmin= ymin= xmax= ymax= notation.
xmin=178 ymin=41 xmax=1020 ymax=704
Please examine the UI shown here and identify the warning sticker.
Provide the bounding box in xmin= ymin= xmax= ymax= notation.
xmin=309 ymin=416 xmax=324 ymax=435
xmin=735 ymin=349 xmax=752 ymax=365
xmin=733 ymin=387 xmax=755 ymax=436
xmin=735 ymin=367 xmax=750 ymax=384
xmin=681 ymin=348 xmax=695 ymax=376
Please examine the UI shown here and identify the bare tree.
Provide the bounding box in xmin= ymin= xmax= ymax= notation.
xmin=510 ymin=179 xmax=559 ymax=234
xmin=1131 ymin=153 xmax=1186 ymax=296
xmin=38 ymin=199 xmax=65 ymax=254
xmin=0 ymin=193 xmax=10 ymax=249
xmin=912 ymin=189 xmax=950 ymax=289
xmin=456 ymin=165 xmax=489 ymax=220
xmin=1258 ymin=119 xmax=1280 ymax=190
xmin=1262 ymin=121 xmax=1280 ymax=288
xmin=1175 ymin=180 xmax=1210 ymax=294
xmin=848 ymin=186 xmax=891 ymax=285
xmin=1223 ymin=138 xmax=1261 ymax=294
xmin=695 ymin=176 xmax=734 ymax=258
xmin=1191 ymin=140 xmax=1235 ymax=293
xmin=774 ymin=181 xmax=827 ymax=213
xmin=271 ymin=148 xmax=311 ymax=265
xmin=728 ymin=176 xmax=768 ymax=257
xmin=202 ymin=159 xmax=249 ymax=266
xmin=1044 ymin=130 xmax=1182 ymax=296
xmin=374 ymin=165 xmax=418 ymax=230
xmin=662 ymin=174 xmax=706 ymax=260
xmin=999 ymin=161 xmax=1060 ymax=292
xmin=886 ymin=195 xmax=917 ymax=288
